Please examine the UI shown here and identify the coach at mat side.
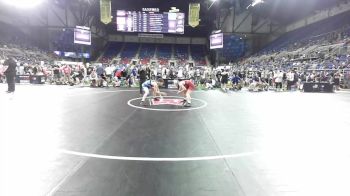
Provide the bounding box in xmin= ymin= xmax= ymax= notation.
xmin=4 ymin=57 xmax=17 ymax=93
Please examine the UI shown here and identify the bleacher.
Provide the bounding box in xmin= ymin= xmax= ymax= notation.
xmin=99 ymin=42 xmax=123 ymax=64
xmin=262 ymin=11 xmax=350 ymax=54
xmin=222 ymin=35 xmax=246 ymax=61
xmin=139 ymin=43 xmax=156 ymax=65
xmin=190 ymin=45 xmax=206 ymax=66
xmin=174 ymin=44 xmax=189 ymax=66
xmin=157 ymin=44 xmax=172 ymax=65
xmin=120 ymin=43 xmax=139 ymax=64
xmin=243 ymin=11 xmax=350 ymax=72
xmin=97 ymin=42 xmax=208 ymax=66
xmin=52 ymin=29 xmax=83 ymax=53
xmin=0 ymin=23 xmax=53 ymax=63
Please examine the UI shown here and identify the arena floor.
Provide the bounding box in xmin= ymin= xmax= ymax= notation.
xmin=1 ymin=84 xmax=350 ymax=196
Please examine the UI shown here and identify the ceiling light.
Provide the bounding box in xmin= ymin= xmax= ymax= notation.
xmin=1 ymin=0 xmax=45 ymax=9
xmin=247 ymin=0 xmax=264 ymax=9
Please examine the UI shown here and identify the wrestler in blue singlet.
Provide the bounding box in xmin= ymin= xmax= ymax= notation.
xmin=142 ymin=80 xmax=153 ymax=89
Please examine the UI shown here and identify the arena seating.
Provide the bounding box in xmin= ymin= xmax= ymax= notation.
xmin=190 ymin=45 xmax=206 ymax=66
xmin=174 ymin=44 xmax=189 ymax=66
xmin=262 ymin=11 xmax=350 ymax=54
xmin=139 ymin=43 xmax=156 ymax=65
xmin=99 ymin=42 xmax=123 ymax=64
xmin=243 ymin=19 xmax=350 ymax=73
xmin=222 ymin=35 xmax=246 ymax=61
xmin=96 ymin=42 xmax=208 ymax=66
xmin=157 ymin=44 xmax=172 ymax=65
xmin=120 ymin=43 xmax=139 ymax=64
xmin=52 ymin=29 xmax=83 ymax=53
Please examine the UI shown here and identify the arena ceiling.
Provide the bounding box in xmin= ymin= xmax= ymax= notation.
xmin=245 ymin=0 xmax=343 ymax=24
xmin=0 ymin=0 xmax=344 ymax=37
xmin=107 ymin=0 xmax=344 ymax=35
xmin=108 ymin=0 xmax=214 ymax=36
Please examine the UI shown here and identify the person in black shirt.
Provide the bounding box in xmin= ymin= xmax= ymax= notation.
xmin=221 ymin=69 xmax=229 ymax=92
xmin=138 ymin=65 xmax=148 ymax=94
xmin=52 ymin=65 xmax=60 ymax=83
xmin=4 ymin=57 xmax=17 ymax=93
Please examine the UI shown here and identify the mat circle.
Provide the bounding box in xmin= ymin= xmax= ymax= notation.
xmin=127 ymin=96 xmax=208 ymax=111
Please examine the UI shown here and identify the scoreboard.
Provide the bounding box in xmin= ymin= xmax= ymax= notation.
xmin=116 ymin=10 xmax=185 ymax=34
xmin=210 ymin=33 xmax=223 ymax=49
xmin=74 ymin=26 xmax=91 ymax=45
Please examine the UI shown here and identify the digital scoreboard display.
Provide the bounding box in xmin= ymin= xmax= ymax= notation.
xmin=210 ymin=33 xmax=223 ymax=49
xmin=116 ymin=10 xmax=185 ymax=34
xmin=74 ymin=27 xmax=91 ymax=45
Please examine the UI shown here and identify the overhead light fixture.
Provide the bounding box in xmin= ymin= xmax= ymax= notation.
xmin=1 ymin=0 xmax=45 ymax=9
xmin=247 ymin=0 xmax=264 ymax=9
xmin=212 ymin=30 xmax=221 ymax=34
xmin=208 ymin=0 xmax=218 ymax=10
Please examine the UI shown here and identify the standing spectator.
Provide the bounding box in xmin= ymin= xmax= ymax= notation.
xmin=32 ymin=65 xmax=38 ymax=75
xmin=153 ymin=66 xmax=158 ymax=80
xmin=275 ymin=70 xmax=283 ymax=91
xmin=96 ymin=65 xmax=105 ymax=78
xmin=80 ymin=64 xmax=88 ymax=85
xmin=62 ymin=65 xmax=72 ymax=84
xmin=131 ymin=66 xmax=137 ymax=85
xmin=4 ymin=57 xmax=17 ymax=93
xmin=52 ymin=65 xmax=60 ymax=83
xmin=177 ymin=68 xmax=183 ymax=79
xmin=90 ymin=69 xmax=98 ymax=87
xmin=334 ymin=72 xmax=341 ymax=90
xmin=105 ymin=65 xmax=113 ymax=82
xmin=18 ymin=64 xmax=25 ymax=75
xmin=96 ymin=65 xmax=105 ymax=87
xmin=221 ymin=69 xmax=229 ymax=92
xmin=138 ymin=65 xmax=147 ymax=95
xmin=286 ymin=70 xmax=295 ymax=90
xmin=161 ymin=66 xmax=167 ymax=79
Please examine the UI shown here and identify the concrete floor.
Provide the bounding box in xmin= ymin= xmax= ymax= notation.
xmin=1 ymin=84 xmax=350 ymax=196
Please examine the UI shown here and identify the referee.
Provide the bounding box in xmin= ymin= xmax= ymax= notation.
xmin=4 ymin=56 xmax=17 ymax=93
xmin=138 ymin=65 xmax=150 ymax=95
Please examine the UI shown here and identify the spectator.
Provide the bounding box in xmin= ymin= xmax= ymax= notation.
xmin=4 ymin=57 xmax=17 ymax=93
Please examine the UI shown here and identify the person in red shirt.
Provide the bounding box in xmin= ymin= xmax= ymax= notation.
xmin=177 ymin=80 xmax=195 ymax=107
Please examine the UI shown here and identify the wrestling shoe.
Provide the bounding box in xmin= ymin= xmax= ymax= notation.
xmin=153 ymin=97 xmax=160 ymax=101
xmin=184 ymin=103 xmax=191 ymax=107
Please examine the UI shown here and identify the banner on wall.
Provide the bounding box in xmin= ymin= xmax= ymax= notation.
xmin=188 ymin=3 xmax=200 ymax=28
xmin=100 ymin=0 xmax=112 ymax=24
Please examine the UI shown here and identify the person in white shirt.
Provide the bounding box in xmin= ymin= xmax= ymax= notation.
xmin=80 ymin=65 xmax=88 ymax=86
xmin=18 ymin=64 xmax=25 ymax=75
xmin=161 ymin=67 xmax=167 ymax=79
xmin=274 ymin=70 xmax=283 ymax=91
xmin=177 ymin=68 xmax=183 ymax=79
xmin=153 ymin=66 xmax=158 ymax=80
xmin=105 ymin=65 xmax=113 ymax=82
xmin=90 ymin=69 xmax=98 ymax=87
